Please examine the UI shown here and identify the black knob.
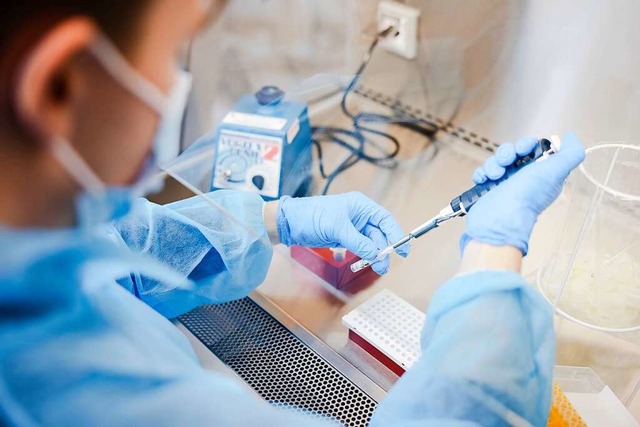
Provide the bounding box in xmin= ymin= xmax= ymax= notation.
xmin=255 ymin=86 xmax=285 ymax=106
xmin=252 ymin=175 xmax=265 ymax=190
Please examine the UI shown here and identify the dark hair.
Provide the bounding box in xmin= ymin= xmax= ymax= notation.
xmin=0 ymin=1 xmax=150 ymax=134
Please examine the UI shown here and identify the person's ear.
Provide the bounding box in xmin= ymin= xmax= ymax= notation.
xmin=13 ymin=17 xmax=98 ymax=144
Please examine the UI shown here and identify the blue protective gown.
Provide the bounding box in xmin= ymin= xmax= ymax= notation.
xmin=0 ymin=190 xmax=555 ymax=427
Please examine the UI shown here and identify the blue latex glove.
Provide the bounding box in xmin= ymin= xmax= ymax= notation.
xmin=462 ymin=133 xmax=586 ymax=255
xmin=277 ymin=192 xmax=409 ymax=275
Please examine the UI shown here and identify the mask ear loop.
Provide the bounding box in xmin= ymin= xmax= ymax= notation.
xmin=87 ymin=36 xmax=167 ymax=115
xmin=49 ymin=136 xmax=106 ymax=195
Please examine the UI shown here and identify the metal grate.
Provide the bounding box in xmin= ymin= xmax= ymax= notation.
xmin=179 ymin=298 xmax=378 ymax=427
xmin=354 ymin=85 xmax=500 ymax=153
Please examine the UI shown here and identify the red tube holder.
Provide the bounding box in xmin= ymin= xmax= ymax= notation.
xmin=290 ymin=246 xmax=379 ymax=294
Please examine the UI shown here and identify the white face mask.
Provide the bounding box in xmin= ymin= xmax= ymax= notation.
xmin=49 ymin=36 xmax=192 ymax=228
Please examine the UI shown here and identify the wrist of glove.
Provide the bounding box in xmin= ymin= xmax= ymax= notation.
xmin=461 ymin=133 xmax=585 ymax=256
xmin=461 ymin=206 xmax=539 ymax=255
xmin=277 ymin=196 xmax=296 ymax=247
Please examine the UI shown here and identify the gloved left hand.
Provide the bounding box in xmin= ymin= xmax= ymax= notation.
xmin=462 ymin=133 xmax=585 ymax=255
xmin=277 ymin=192 xmax=409 ymax=275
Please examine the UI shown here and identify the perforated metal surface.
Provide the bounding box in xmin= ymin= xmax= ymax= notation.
xmin=179 ymin=298 xmax=378 ymax=427
xmin=355 ymin=85 xmax=499 ymax=153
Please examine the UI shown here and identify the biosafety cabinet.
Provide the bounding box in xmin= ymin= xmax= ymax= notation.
xmin=159 ymin=1 xmax=640 ymax=424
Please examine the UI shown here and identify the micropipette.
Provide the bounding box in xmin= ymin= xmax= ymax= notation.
xmin=350 ymin=136 xmax=561 ymax=273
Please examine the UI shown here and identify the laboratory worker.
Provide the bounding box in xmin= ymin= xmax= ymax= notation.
xmin=0 ymin=1 xmax=585 ymax=426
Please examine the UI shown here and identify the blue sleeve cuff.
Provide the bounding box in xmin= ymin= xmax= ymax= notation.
xmin=418 ymin=270 xmax=555 ymax=426
xmin=116 ymin=190 xmax=274 ymax=317
xmin=276 ymin=196 xmax=294 ymax=247
xmin=166 ymin=190 xmax=269 ymax=241
xmin=425 ymin=270 xmax=532 ymax=322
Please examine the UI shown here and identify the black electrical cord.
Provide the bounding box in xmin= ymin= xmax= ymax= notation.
xmin=312 ymin=26 xmax=439 ymax=195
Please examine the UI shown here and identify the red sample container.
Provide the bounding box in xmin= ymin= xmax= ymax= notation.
xmin=290 ymin=246 xmax=379 ymax=294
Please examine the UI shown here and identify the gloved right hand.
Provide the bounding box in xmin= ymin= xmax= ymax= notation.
xmin=461 ymin=133 xmax=586 ymax=255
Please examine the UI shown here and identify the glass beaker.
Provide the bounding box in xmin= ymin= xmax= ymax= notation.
xmin=538 ymin=143 xmax=640 ymax=332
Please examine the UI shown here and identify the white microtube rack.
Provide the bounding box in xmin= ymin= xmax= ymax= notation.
xmin=342 ymin=289 xmax=424 ymax=375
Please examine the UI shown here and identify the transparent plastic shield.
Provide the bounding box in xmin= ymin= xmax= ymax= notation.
xmin=169 ymin=70 xmax=431 ymax=201
xmin=158 ymin=136 xmax=274 ymax=260
xmin=162 ymin=74 xmax=335 ymax=201
xmin=286 ymin=72 xmax=441 ymax=196
xmin=160 ymin=70 xmax=436 ymax=303
xmin=538 ymin=143 xmax=640 ymax=332
xmin=156 ymin=72 xmax=382 ymax=266
xmin=160 ymin=134 xmax=216 ymax=196
xmin=285 ymin=73 xmax=352 ymax=106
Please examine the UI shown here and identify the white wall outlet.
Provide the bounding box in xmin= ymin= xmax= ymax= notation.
xmin=377 ymin=1 xmax=420 ymax=60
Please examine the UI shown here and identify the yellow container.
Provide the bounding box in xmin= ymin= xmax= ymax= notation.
xmin=548 ymin=382 xmax=587 ymax=427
